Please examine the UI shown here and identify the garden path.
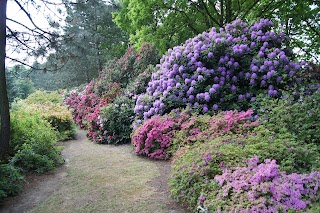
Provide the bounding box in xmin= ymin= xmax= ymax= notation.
xmin=0 ymin=130 xmax=190 ymax=213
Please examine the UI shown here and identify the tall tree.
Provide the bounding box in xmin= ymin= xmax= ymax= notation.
xmin=43 ymin=0 xmax=128 ymax=85
xmin=1 ymin=0 xmax=63 ymax=159
xmin=0 ymin=0 xmax=9 ymax=160
xmin=114 ymin=0 xmax=319 ymax=61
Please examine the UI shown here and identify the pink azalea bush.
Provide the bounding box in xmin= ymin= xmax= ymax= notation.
xmin=205 ymin=157 xmax=320 ymax=212
xmin=132 ymin=109 xmax=258 ymax=159
xmin=171 ymin=109 xmax=259 ymax=154
xmin=131 ymin=115 xmax=178 ymax=159
xmin=169 ymin=122 xmax=320 ymax=210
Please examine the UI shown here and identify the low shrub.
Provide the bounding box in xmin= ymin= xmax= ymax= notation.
xmin=131 ymin=114 xmax=181 ymax=159
xmin=132 ymin=109 xmax=258 ymax=159
xmin=91 ymin=96 xmax=135 ymax=144
xmin=169 ymin=125 xmax=320 ymax=209
xmin=13 ymin=90 xmax=76 ymax=141
xmin=254 ymin=87 xmax=320 ymax=145
xmin=0 ymin=164 xmax=24 ymax=203
xmin=10 ymin=109 xmax=64 ymax=173
xmin=205 ymin=157 xmax=320 ymax=212
xmin=171 ymin=109 xmax=259 ymax=155
xmin=22 ymin=90 xmax=63 ymax=104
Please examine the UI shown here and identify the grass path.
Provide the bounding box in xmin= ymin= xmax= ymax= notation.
xmin=0 ymin=130 xmax=190 ymax=213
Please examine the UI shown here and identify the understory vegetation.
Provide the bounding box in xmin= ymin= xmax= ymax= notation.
xmin=63 ymin=19 xmax=320 ymax=212
xmin=0 ymin=91 xmax=75 ymax=202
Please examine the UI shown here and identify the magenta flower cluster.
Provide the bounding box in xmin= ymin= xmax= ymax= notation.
xmin=134 ymin=18 xmax=307 ymax=120
xmin=64 ymin=81 xmax=122 ymax=143
xmin=132 ymin=109 xmax=257 ymax=160
xmin=131 ymin=115 xmax=178 ymax=159
xmin=211 ymin=157 xmax=320 ymax=212
xmin=180 ymin=109 xmax=259 ymax=144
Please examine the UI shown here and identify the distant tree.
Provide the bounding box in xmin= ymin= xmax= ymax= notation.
xmin=6 ymin=65 xmax=34 ymax=102
xmin=43 ymin=0 xmax=128 ymax=85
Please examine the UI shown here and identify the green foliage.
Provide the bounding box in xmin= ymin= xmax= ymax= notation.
xmin=169 ymin=124 xmax=320 ymax=209
xmin=14 ymin=90 xmax=75 ymax=141
xmin=100 ymin=43 xmax=160 ymax=88
xmin=29 ymin=0 xmax=129 ymax=91
xmin=124 ymin=64 xmax=157 ymax=97
xmin=10 ymin=109 xmax=64 ymax=173
xmin=6 ymin=66 xmax=35 ymax=103
xmin=115 ymin=0 xmax=319 ymax=60
xmin=22 ymin=90 xmax=63 ymax=104
xmin=254 ymin=88 xmax=320 ymax=145
xmin=97 ymin=95 xmax=135 ymax=144
xmin=0 ymin=164 xmax=24 ymax=203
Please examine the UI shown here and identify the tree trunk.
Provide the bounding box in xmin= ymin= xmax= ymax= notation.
xmin=0 ymin=0 xmax=10 ymax=161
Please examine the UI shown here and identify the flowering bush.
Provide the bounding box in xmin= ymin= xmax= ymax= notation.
xmin=131 ymin=115 xmax=179 ymax=159
xmin=94 ymin=96 xmax=135 ymax=144
xmin=64 ymin=82 xmax=106 ymax=129
xmin=64 ymin=43 xmax=160 ymax=143
xmin=64 ymin=81 xmax=122 ymax=137
xmin=135 ymin=18 xmax=307 ymax=120
xmin=124 ymin=65 xmax=157 ymax=97
xmin=169 ymin=125 xmax=320 ymax=209
xmin=100 ymin=43 xmax=160 ymax=87
xmin=205 ymin=157 xmax=320 ymax=212
xmin=171 ymin=109 xmax=259 ymax=154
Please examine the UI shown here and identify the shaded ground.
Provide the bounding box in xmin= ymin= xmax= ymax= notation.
xmin=0 ymin=130 xmax=191 ymax=213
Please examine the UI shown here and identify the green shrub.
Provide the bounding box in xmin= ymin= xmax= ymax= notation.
xmin=124 ymin=65 xmax=157 ymax=97
xmin=22 ymin=90 xmax=63 ymax=104
xmin=254 ymin=88 xmax=320 ymax=145
xmin=169 ymin=125 xmax=320 ymax=209
xmin=0 ymin=164 xmax=24 ymax=203
xmin=14 ymin=90 xmax=75 ymax=141
xmin=10 ymin=109 xmax=64 ymax=173
xmin=94 ymin=96 xmax=135 ymax=144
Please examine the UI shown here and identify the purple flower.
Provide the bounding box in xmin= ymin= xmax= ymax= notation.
xmin=213 ymin=104 xmax=219 ymax=110
xmin=251 ymin=73 xmax=257 ymax=79
xmin=209 ymin=88 xmax=216 ymax=94
xmin=250 ymin=79 xmax=256 ymax=85
xmin=252 ymin=66 xmax=259 ymax=72
xmin=289 ymin=71 xmax=295 ymax=76
xmin=276 ymin=76 xmax=282 ymax=83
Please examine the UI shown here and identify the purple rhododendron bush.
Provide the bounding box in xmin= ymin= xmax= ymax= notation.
xmin=134 ymin=18 xmax=308 ymax=121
